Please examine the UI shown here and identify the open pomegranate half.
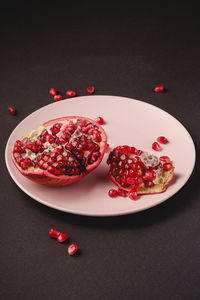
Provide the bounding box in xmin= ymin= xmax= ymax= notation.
xmin=11 ymin=116 xmax=107 ymax=186
xmin=107 ymin=145 xmax=174 ymax=197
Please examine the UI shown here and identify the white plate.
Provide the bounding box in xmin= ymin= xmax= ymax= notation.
xmin=5 ymin=95 xmax=196 ymax=216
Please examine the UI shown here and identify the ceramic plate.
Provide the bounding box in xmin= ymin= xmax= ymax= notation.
xmin=5 ymin=95 xmax=196 ymax=216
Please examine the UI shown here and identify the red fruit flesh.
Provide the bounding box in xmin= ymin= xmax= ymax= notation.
xmin=57 ymin=232 xmax=68 ymax=243
xmin=66 ymin=90 xmax=76 ymax=98
xmin=8 ymin=106 xmax=16 ymax=115
xmin=49 ymin=228 xmax=60 ymax=238
xmin=95 ymin=117 xmax=105 ymax=125
xmin=54 ymin=95 xmax=63 ymax=101
xmin=86 ymin=86 xmax=95 ymax=95
xmin=107 ymin=146 xmax=174 ymax=195
xmin=11 ymin=116 xmax=107 ymax=186
xmin=154 ymin=85 xmax=164 ymax=92
xmin=68 ymin=243 xmax=78 ymax=255
xmin=152 ymin=142 xmax=162 ymax=151
xmin=108 ymin=189 xmax=118 ymax=197
xmin=49 ymin=88 xmax=57 ymax=96
xmin=157 ymin=136 xmax=169 ymax=144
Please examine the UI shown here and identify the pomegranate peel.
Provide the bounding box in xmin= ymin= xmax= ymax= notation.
xmin=11 ymin=116 xmax=107 ymax=186
xmin=107 ymin=146 xmax=174 ymax=196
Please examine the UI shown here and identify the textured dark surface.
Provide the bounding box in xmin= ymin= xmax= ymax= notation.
xmin=1 ymin=2 xmax=200 ymax=300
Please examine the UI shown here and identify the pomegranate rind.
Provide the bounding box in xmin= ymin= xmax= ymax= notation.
xmin=11 ymin=116 xmax=107 ymax=186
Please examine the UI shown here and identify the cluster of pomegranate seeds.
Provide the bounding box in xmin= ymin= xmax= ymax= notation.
xmin=86 ymin=86 xmax=95 ymax=95
xmin=154 ymin=85 xmax=165 ymax=92
xmin=49 ymin=228 xmax=78 ymax=256
xmin=66 ymin=90 xmax=76 ymax=98
xmin=152 ymin=136 xmax=169 ymax=151
xmin=13 ymin=118 xmax=103 ymax=177
xmin=107 ymin=145 xmax=174 ymax=200
xmin=8 ymin=106 xmax=16 ymax=115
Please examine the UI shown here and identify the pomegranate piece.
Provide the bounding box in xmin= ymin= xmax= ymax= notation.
xmin=49 ymin=88 xmax=57 ymax=96
xmin=157 ymin=136 xmax=169 ymax=144
xmin=68 ymin=243 xmax=78 ymax=256
xmin=154 ymin=85 xmax=165 ymax=92
xmin=108 ymin=189 xmax=118 ymax=197
xmin=54 ymin=95 xmax=63 ymax=101
xmin=107 ymin=145 xmax=174 ymax=196
xmin=49 ymin=228 xmax=60 ymax=238
xmin=57 ymin=232 xmax=68 ymax=243
xmin=11 ymin=116 xmax=107 ymax=186
xmin=86 ymin=86 xmax=95 ymax=95
xmin=66 ymin=90 xmax=76 ymax=98
xmin=95 ymin=117 xmax=105 ymax=125
xmin=8 ymin=106 xmax=16 ymax=115
xmin=152 ymin=142 xmax=162 ymax=151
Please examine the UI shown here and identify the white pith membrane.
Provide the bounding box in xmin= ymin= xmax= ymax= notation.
xmin=107 ymin=146 xmax=174 ymax=196
xmin=12 ymin=117 xmax=107 ymax=185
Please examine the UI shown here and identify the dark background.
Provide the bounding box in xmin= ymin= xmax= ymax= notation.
xmin=1 ymin=1 xmax=200 ymax=299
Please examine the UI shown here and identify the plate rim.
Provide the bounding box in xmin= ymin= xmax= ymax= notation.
xmin=5 ymin=95 xmax=196 ymax=217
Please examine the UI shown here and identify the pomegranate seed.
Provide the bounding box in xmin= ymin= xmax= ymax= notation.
xmin=127 ymin=177 xmax=136 ymax=185
xmin=8 ymin=106 xmax=16 ymax=115
xmin=128 ymin=190 xmax=138 ymax=200
xmin=108 ymin=189 xmax=118 ymax=197
xmin=163 ymin=163 xmax=173 ymax=171
xmin=152 ymin=142 xmax=162 ymax=151
xmin=143 ymin=170 xmax=156 ymax=181
xmin=95 ymin=117 xmax=104 ymax=125
xmin=154 ymin=85 xmax=165 ymax=92
xmin=54 ymin=94 xmax=63 ymax=101
xmin=66 ymin=90 xmax=76 ymax=98
xmin=160 ymin=156 xmax=171 ymax=163
xmin=49 ymin=88 xmax=57 ymax=96
xmin=145 ymin=181 xmax=155 ymax=188
xmin=118 ymin=188 xmax=128 ymax=197
xmin=157 ymin=136 xmax=169 ymax=144
xmin=93 ymin=132 xmax=102 ymax=143
xmin=21 ymin=158 xmax=32 ymax=169
xmin=86 ymin=86 xmax=95 ymax=95
xmin=57 ymin=232 xmax=68 ymax=243
xmin=68 ymin=243 xmax=78 ymax=256
xmin=49 ymin=228 xmax=60 ymax=238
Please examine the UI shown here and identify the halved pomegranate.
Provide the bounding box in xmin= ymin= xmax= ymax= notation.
xmin=107 ymin=145 xmax=174 ymax=198
xmin=11 ymin=116 xmax=107 ymax=186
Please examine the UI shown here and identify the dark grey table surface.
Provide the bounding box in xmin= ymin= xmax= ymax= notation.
xmin=1 ymin=2 xmax=200 ymax=299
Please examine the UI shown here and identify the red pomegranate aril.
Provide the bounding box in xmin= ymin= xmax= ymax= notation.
xmin=66 ymin=90 xmax=76 ymax=98
xmin=57 ymin=232 xmax=68 ymax=243
xmin=127 ymin=177 xmax=136 ymax=185
xmin=21 ymin=158 xmax=32 ymax=169
xmin=54 ymin=94 xmax=63 ymax=101
xmin=118 ymin=188 xmax=128 ymax=197
xmin=154 ymin=85 xmax=165 ymax=92
xmin=145 ymin=181 xmax=155 ymax=188
xmin=95 ymin=117 xmax=104 ymax=125
xmin=108 ymin=189 xmax=118 ymax=197
xmin=56 ymin=155 xmax=63 ymax=162
xmin=54 ymin=148 xmax=63 ymax=154
xmin=163 ymin=163 xmax=173 ymax=171
xmin=157 ymin=136 xmax=169 ymax=144
xmin=8 ymin=106 xmax=16 ymax=115
xmin=152 ymin=142 xmax=162 ymax=151
xmin=143 ymin=170 xmax=156 ymax=181
xmin=49 ymin=228 xmax=60 ymax=238
xmin=160 ymin=156 xmax=171 ymax=163
xmin=86 ymin=86 xmax=95 ymax=95
xmin=93 ymin=132 xmax=102 ymax=143
xmin=128 ymin=190 xmax=138 ymax=200
xmin=49 ymin=88 xmax=57 ymax=96
xmin=68 ymin=243 xmax=78 ymax=256
xmin=46 ymin=134 xmax=53 ymax=142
